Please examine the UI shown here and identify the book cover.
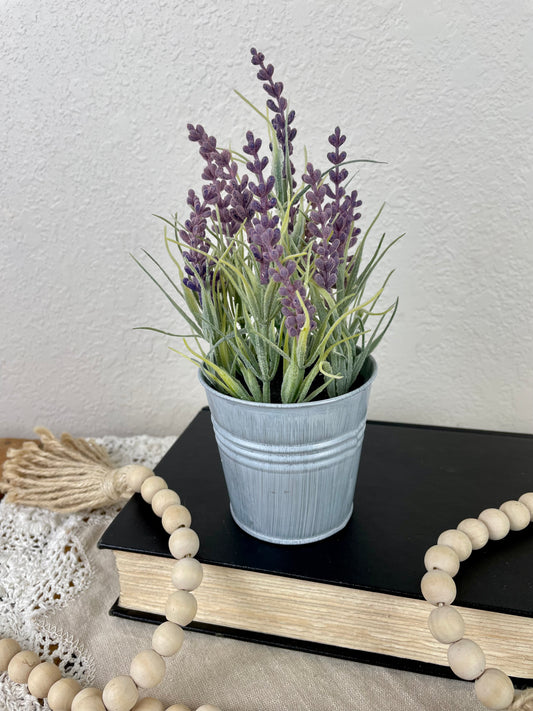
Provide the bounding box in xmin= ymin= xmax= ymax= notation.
xmin=99 ymin=408 xmax=533 ymax=682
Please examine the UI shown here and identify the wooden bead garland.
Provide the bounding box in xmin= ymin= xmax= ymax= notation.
xmin=424 ymin=544 xmax=460 ymax=576
xmin=168 ymin=528 xmax=200 ymax=559
xmin=499 ymin=501 xmax=530 ymax=531
xmin=163 ymin=505 xmax=192 ymax=535
xmin=420 ymin=569 xmax=456 ymax=605
xmin=422 ymin=495 xmax=533 ymax=710
xmin=119 ymin=466 xmax=154 ymax=494
xmin=48 ymin=677 xmax=83 ymax=711
xmin=457 ymin=518 xmax=489 ymax=550
xmin=171 ymin=558 xmax=203 ymax=591
xmin=28 ymin=660 xmax=63 ymax=698
xmin=130 ymin=650 xmax=166 ymax=689
xmin=152 ymin=489 xmax=181 ymax=518
xmin=165 ymin=590 xmax=198 ymax=627
xmin=140 ymin=476 xmax=168 ymax=504
xmin=2 ymin=459 xmax=531 ymax=710
xmin=518 ymin=492 xmax=533 ymax=517
xmin=437 ymin=528 xmax=472 ymax=561
xmin=151 ymin=622 xmax=184 ymax=657
xmin=0 ymin=638 xmax=21 ymax=670
xmin=132 ymin=699 xmax=165 ymax=711
xmin=71 ymin=686 xmax=105 ymax=711
xmin=0 ymin=465 xmax=221 ymax=711
xmin=478 ymin=508 xmax=510 ymax=541
xmin=102 ymin=674 xmax=139 ymax=711
xmin=447 ymin=639 xmax=486 ymax=681
xmin=427 ymin=605 xmax=465 ymax=644
xmin=7 ymin=649 xmax=40 ymax=682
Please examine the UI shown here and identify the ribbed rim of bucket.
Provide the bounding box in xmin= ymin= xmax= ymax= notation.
xmin=199 ymin=355 xmax=377 ymax=410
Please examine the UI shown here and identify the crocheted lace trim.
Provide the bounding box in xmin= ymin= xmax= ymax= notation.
xmin=0 ymin=434 xmax=175 ymax=710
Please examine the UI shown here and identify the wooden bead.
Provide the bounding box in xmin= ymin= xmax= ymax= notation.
xmin=121 ymin=465 xmax=154 ymax=493
xmin=130 ymin=649 xmax=166 ymax=689
xmin=132 ymin=697 xmax=165 ymax=710
xmin=102 ymin=675 xmax=139 ymax=711
xmin=420 ymin=570 xmax=456 ymax=605
xmin=437 ymin=529 xmax=472 ymax=562
xmin=162 ymin=505 xmax=192 ymax=534
xmin=424 ymin=545 xmax=460 ymax=576
xmin=457 ymin=518 xmax=489 ymax=550
xmin=141 ymin=476 xmax=167 ymax=504
xmin=499 ymin=500 xmax=530 ymax=531
xmin=479 ymin=508 xmax=510 ymax=540
xmin=71 ymin=687 xmax=105 ymax=711
xmin=518 ymin=492 xmax=533 ymax=518
xmin=447 ymin=638 xmax=486 ymax=680
xmin=474 ymin=668 xmax=515 ymax=710
xmin=27 ymin=661 xmax=62 ymax=698
xmin=152 ymin=489 xmax=181 ymax=518
xmin=165 ymin=705 xmax=191 ymax=711
xmin=169 ymin=528 xmax=200 ymax=559
xmin=7 ymin=649 xmax=40 ymax=682
xmin=171 ymin=558 xmax=203 ymax=591
xmin=73 ymin=697 xmax=106 ymax=711
xmin=48 ymin=677 xmax=82 ymax=711
xmin=0 ymin=638 xmax=21 ymax=671
xmin=165 ymin=590 xmax=198 ymax=626
xmin=428 ymin=605 xmax=465 ymax=644
xmin=151 ymin=621 xmax=184 ymax=657
xmin=196 ymin=706 xmax=223 ymax=711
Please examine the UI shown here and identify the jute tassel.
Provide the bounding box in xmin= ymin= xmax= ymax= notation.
xmin=510 ymin=690 xmax=533 ymax=710
xmin=0 ymin=427 xmax=135 ymax=512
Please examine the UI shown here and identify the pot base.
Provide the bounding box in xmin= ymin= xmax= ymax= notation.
xmin=229 ymin=503 xmax=354 ymax=545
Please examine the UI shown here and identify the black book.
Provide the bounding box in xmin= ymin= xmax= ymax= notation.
xmin=99 ymin=408 xmax=533 ymax=684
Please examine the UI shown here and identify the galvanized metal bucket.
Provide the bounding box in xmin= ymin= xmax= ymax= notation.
xmin=199 ymin=356 xmax=377 ymax=545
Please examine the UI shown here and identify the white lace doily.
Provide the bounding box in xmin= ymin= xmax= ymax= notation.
xmin=0 ymin=435 xmax=175 ymax=711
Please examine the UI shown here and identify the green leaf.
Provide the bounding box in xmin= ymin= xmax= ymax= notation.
xmin=233 ymin=89 xmax=269 ymax=122
xmin=281 ymin=342 xmax=304 ymax=403
xmin=131 ymin=253 xmax=202 ymax=336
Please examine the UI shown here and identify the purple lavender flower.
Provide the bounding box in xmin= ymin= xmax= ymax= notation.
xmin=268 ymin=253 xmax=317 ymax=336
xmin=242 ymin=130 xmax=316 ymax=336
xmin=187 ymin=123 xmax=253 ymax=239
xmin=302 ymin=129 xmax=363 ymax=292
xmin=326 ymin=127 xmax=362 ymax=259
xmin=243 ymin=130 xmax=282 ymax=283
xmin=302 ymin=162 xmax=339 ymax=292
xmin=250 ymin=48 xmax=296 ymax=187
xmin=179 ymin=189 xmax=212 ymax=294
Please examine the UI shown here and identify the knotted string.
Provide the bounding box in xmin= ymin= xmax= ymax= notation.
xmin=510 ymin=689 xmax=533 ymax=710
xmin=0 ymin=427 xmax=133 ymax=511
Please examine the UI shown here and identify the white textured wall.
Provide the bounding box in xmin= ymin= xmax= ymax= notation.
xmin=2 ymin=0 xmax=533 ymax=437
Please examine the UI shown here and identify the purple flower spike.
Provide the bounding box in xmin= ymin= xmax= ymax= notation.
xmin=302 ymin=161 xmax=340 ymax=292
xmin=279 ymin=278 xmax=317 ymax=337
xmin=179 ymin=189 xmax=212 ymax=294
xmin=186 ymin=122 xmax=250 ymax=243
xmin=250 ymin=48 xmax=297 ymax=187
xmin=243 ymin=130 xmax=281 ymax=284
xmin=302 ymin=129 xmax=363 ymax=291
xmin=325 ymin=127 xmax=362 ymax=259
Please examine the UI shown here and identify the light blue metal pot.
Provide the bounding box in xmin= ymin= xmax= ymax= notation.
xmin=199 ymin=356 xmax=377 ymax=545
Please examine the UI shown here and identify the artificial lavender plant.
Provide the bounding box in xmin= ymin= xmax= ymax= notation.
xmin=136 ymin=47 xmax=401 ymax=403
